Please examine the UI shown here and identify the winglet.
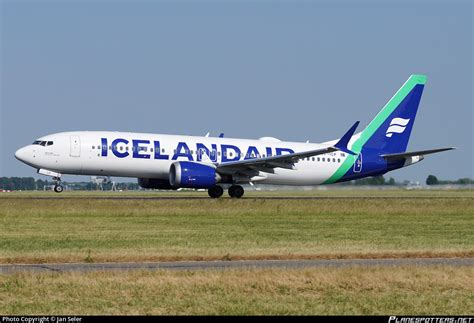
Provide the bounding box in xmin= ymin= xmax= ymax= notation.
xmin=333 ymin=121 xmax=359 ymax=156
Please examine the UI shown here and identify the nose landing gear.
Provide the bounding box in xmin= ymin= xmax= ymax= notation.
xmin=52 ymin=176 xmax=64 ymax=193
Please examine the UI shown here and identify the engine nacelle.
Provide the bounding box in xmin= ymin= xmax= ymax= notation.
xmin=169 ymin=161 xmax=221 ymax=189
xmin=137 ymin=178 xmax=174 ymax=190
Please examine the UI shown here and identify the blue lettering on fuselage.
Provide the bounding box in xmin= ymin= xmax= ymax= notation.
xmin=112 ymin=138 xmax=129 ymax=158
xmin=172 ymin=142 xmax=193 ymax=161
xmin=101 ymin=138 xmax=108 ymax=157
xmin=196 ymin=143 xmax=217 ymax=162
xmin=276 ymin=147 xmax=295 ymax=155
xmin=244 ymin=146 xmax=260 ymax=160
xmin=133 ymin=140 xmax=151 ymax=159
xmin=266 ymin=147 xmax=272 ymax=157
xmin=154 ymin=141 xmax=169 ymax=160
xmin=100 ymin=138 xmax=296 ymax=162
xmin=221 ymin=144 xmax=241 ymax=162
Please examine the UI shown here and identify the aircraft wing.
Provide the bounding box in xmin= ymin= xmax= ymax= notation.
xmin=216 ymin=121 xmax=359 ymax=174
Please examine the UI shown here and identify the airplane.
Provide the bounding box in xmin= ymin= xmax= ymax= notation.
xmin=15 ymin=75 xmax=454 ymax=198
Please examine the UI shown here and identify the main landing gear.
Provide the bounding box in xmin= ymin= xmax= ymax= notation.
xmin=228 ymin=185 xmax=244 ymax=198
xmin=207 ymin=185 xmax=245 ymax=198
xmin=208 ymin=185 xmax=224 ymax=198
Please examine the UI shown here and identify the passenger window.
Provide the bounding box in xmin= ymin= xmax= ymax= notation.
xmin=322 ymin=158 xmax=325 ymax=162
xmin=92 ymin=146 xmax=95 ymax=149
xmin=150 ymin=148 xmax=153 ymax=152
xmin=337 ymin=158 xmax=340 ymax=163
xmin=126 ymin=147 xmax=129 ymax=151
xmin=162 ymin=148 xmax=165 ymax=153
xmin=317 ymin=157 xmax=320 ymax=162
xmin=333 ymin=158 xmax=336 ymax=162
xmin=312 ymin=157 xmax=315 ymax=161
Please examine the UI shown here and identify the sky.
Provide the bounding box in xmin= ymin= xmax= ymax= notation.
xmin=1 ymin=0 xmax=472 ymax=183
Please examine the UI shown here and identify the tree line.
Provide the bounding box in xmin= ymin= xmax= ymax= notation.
xmin=425 ymin=175 xmax=474 ymax=185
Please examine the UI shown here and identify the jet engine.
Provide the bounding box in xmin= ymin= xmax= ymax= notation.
xmin=169 ymin=161 xmax=221 ymax=189
xmin=137 ymin=178 xmax=174 ymax=190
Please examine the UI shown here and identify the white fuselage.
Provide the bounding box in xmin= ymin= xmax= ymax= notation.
xmin=15 ymin=131 xmax=353 ymax=185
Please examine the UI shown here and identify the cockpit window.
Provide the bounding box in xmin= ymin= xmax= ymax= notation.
xmin=32 ymin=140 xmax=53 ymax=146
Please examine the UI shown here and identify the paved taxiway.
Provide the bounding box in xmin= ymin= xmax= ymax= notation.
xmin=1 ymin=258 xmax=472 ymax=274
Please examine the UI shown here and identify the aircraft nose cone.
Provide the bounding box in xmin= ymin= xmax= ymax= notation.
xmin=15 ymin=147 xmax=28 ymax=163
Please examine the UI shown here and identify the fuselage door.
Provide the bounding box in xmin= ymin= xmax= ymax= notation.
xmin=353 ymin=153 xmax=362 ymax=173
xmin=70 ymin=135 xmax=81 ymax=157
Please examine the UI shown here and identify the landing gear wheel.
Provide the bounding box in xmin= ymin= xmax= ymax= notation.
xmin=54 ymin=185 xmax=64 ymax=193
xmin=228 ymin=185 xmax=244 ymax=198
xmin=208 ymin=185 xmax=224 ymax=198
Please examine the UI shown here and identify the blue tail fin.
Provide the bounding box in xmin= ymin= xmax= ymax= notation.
xmin=353 ymin=74 xmax=426 ymax=155
xmin=324 ymin=75 xmax=429 ymax=184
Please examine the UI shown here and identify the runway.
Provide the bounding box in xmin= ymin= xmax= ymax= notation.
xmin=1 ymin=258 xmax=472 ymax=274
xmin=0 ymin=196 xmax=470 ymax=201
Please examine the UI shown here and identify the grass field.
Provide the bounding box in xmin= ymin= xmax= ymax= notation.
xmin=1 ymin=266 xmax=472 ymax=315
xmin=0 ymin=189 xmax=473 ymax=315
xmin=0 ymin=189 xmax=472 ymax=263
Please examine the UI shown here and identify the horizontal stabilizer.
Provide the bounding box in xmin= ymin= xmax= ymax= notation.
xmin=380 ymin=147 xmax=455 ymax=161
xmin=333 ymin=121 xmax=359 ymax=156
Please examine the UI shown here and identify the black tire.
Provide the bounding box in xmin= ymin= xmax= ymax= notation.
xmin=228 ymin=185 xmax=244 ymax=198
xmin=208 ymin=185 xmax=223 ymax=198
xmin=54 ymin=185 xmax=63 ymax=193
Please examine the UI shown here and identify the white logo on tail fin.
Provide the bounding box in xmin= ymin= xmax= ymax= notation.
xmin=386 ymin=118 xmax=410 ymax=138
